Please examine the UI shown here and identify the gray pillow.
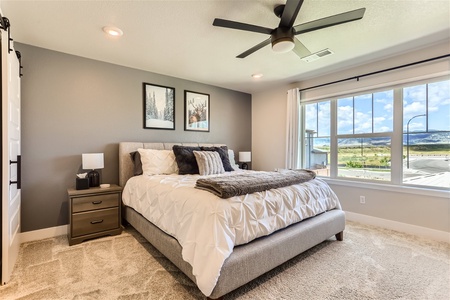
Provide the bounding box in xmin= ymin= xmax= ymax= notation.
xmin=129 ymin=151 xmax=143 ymax=176
xmin=200 ymin=146 xmax=234 ymax=171
xmin=172 ymin=145 xmax=201 ymax=174
xmin=193 ymin=151 xmax=225 ymax=175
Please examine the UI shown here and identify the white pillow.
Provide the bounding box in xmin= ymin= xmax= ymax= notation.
xmin=228 ymin=149 xmax=240 ymax=170
xmin=137 ymin=148 xmax=179 ymax=175
xmin=193 ymin=151 xmax=225 ymax=176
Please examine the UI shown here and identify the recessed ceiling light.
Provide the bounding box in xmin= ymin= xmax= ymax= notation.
xmin=252 ymin=73 xmax=263 ymax=79
xmin=102 ymin=26 xmax=123 ymax=37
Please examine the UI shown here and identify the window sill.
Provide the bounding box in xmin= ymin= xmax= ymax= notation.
xmin=321 ymin=177 xmax=450 ymax=199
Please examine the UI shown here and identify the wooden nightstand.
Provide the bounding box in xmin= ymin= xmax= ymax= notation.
xmin=67 ymin=184 xmax=122 ymax=245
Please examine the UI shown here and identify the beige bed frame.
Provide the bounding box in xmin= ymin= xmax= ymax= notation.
xmin=119 ymin=142 xmax=345 ymax=299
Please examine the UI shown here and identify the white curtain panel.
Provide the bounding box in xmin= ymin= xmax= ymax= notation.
xmin=285 ymin=88 xmax=301 ymax=169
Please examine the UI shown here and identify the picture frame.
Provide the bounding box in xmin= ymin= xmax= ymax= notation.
xmin=184 ymin=90 xmax=210 ymax=132
xmin=143 ymin=82 xmax=175 ymax=130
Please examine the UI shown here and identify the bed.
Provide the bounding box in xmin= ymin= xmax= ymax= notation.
xmin=119 ymin=142 xmax=345 ymax=299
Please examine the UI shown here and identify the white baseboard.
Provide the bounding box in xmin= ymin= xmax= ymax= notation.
xmin=345 ymin=211 xmax=450 ymax=243
xmin=20 ymin=225 xmax=68 ymax=244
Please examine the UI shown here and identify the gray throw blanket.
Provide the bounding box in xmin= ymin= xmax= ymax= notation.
xmin=195 ymin=169 xmax=316 ymax=198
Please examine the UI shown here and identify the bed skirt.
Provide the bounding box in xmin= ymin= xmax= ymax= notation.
xmin=123 ymin=206 xmax=345 ymax=299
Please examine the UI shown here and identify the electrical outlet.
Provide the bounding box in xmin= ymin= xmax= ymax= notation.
xmin=360 ymin=196 xmax=366 ymax=204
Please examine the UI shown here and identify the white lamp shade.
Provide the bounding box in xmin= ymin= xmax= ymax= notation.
xmin=239 ymin=151 xmax=251 ymax=162
xmin=82 ymin=153 xmax=104 ymax=170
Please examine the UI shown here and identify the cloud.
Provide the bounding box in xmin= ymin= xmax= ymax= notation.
xmin=337 ymin=105 xmax=353 ymax=134
xmin=403 ymin=101 xmax=426 ymax=115
xmin=383 ymin=103 xmax=393 ymax=111
xmin=405 ymin=121 xmax=425 ymax=132
xmin=377 ymin=126 xmax=391 ymax=132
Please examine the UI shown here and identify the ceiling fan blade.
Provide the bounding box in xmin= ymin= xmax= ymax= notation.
xmin=292 ymin=38 xmax=311 ymax=58
xmin=279 ymin=0 xmax=305 ymax=28
xmin=293 ymin=8 xmax=366 ymax=35
xmin=213 ymin=18 xmax=273 ymax=35
xmin=237 ymin=38 xmax=271 ymax=58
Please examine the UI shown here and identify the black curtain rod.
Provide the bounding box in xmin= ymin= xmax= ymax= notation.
xmin=299 ymin=54 xmax=450 ymax=92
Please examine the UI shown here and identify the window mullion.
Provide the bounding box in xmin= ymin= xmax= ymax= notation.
xmin=371 ymin=94 xmax=374 ymax=133
xmin=330 ymin=99 xmax=338 ymax=178
xmin=391 ymin=88 xmax=403 ymax=184
xmin=352 ymin=97 xmax=355 ymax=134
xmin=299 ymin=103 xmax=305 ymax=169
xmin=426 ymin=84 xmax=429 ymax=132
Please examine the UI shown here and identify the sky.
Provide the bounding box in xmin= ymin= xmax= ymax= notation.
xmin=403 ymin=80 xmax=450 ymax=132
xmin=305 ymin=79 xmax=450 ymax=136
xmin=337 ymin=90 xmax=393 ymax=135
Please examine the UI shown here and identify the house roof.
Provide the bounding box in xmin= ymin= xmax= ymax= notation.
xmin=1 ymin=0 xmax=449 ymax=94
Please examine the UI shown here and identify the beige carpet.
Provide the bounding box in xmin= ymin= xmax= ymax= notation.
xmin=0 ymin=221 xmax=448 ymax=300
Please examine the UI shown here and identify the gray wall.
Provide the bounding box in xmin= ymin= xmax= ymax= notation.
xmin=16 ymin=43 xmax=251 ymax=232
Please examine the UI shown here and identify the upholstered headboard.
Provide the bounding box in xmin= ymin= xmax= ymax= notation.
xmin=118 ymin=142 xmax=227 ymax=187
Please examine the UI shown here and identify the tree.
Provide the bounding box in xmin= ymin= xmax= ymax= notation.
xmin=147 ymin=91 xmax=158 ymax=119
xmin=163 ymin=88 xmax=174 ymax=122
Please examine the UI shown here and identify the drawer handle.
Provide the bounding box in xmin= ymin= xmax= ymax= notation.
xmin=92 ymin=201 xmax=103 ymax=205
xmin=90 ymin=220 xmax=104 ymax=224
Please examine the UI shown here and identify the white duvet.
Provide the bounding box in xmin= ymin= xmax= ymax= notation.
xmin=122 ymin=171 xmax=341 ymax=296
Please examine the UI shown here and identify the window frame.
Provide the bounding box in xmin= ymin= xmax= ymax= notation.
xmin=301 ymin=75 xmax=449 ymax=191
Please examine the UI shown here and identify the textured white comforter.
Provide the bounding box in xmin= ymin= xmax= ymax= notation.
xmin=122 ymin=171 xmax=341 ymax=296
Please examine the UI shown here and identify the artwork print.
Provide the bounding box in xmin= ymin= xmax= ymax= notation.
xmin=184 ymin=90 xmax=210 ymax=132
xmin=143 ymin=83 xmax=175 ymax=130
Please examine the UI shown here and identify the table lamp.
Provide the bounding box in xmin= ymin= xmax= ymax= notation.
xmin=239 ymin=151 xmax=251 ymax=170
xmin=82 ymin=153 xmax=104 ymax=187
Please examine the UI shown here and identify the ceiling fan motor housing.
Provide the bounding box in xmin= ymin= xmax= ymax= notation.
xmin=273 ymin=4 xmax=286 ymax=18
xmin=271 ymin=27 xmax=295 ymax=53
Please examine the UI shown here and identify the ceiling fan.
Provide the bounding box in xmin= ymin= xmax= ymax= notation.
xmin=212 ymin=0 xmax=366 ymax=59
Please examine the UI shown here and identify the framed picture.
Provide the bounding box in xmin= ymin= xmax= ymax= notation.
xmin=143 ymin=82 xmax=175 ymax=130
xmin=184 ymin=90 xmax=210 ymax=132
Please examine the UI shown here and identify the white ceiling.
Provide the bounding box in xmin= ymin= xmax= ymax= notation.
xmin=1 ymin=0 xmax=449 ymax=94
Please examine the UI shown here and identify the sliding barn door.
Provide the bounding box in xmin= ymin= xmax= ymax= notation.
xmin=1 ymin=28 xmax=21 ymax=284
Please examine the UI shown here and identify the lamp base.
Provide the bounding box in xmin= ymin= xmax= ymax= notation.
xmin=241 ymin=163 xmax=248 ymax=170
xmin=87 ymin=170 xmax=100 ymax=187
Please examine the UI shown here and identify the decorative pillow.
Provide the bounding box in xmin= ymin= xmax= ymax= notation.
xmin=200 ymin=146 xmax=234 ymax=171
xmin=129 ymin=151 xmax=143 ymax=176
xmin=193 ymin=151 xmax=225 ymax=176
xmin=137 ymin=148 xmax=179 ymax=175
xmin=172 ymin=145 xmax=201 ymax=174
xmin=228 ymin=149 xmax=240 ymax=170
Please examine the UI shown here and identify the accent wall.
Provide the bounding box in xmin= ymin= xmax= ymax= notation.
xmin=16 ymin=43 xmax=252 ymax=232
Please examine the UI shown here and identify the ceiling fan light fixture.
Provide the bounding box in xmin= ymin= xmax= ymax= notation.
xmin=271 ymin=37 xmax=295 ymax=53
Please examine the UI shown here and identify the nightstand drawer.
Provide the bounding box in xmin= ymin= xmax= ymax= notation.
xmin=72 ymin=193 xmax=119 ymax=213
xmin=72 ymin=208 xmax=119 ymax=237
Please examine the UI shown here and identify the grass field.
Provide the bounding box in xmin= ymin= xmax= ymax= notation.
xmin=314 ymin=144 xmax=449 ymax=169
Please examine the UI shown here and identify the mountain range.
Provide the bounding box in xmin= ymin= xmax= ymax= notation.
xmin=313 ymin=132 xmax=449 ymax=147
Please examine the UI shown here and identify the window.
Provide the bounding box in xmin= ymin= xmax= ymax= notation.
xmin=402 ymin=80 xmax=450 ymax=187
xmin=336 ymin=91 xmax=393 ymax=181
xmin=302 ymin=77 xmax=449 ymax=189
xmin=304 ymin=101 xmax=330 ymax=176
xmin=337 ymin=91 xmax=394 ymax=135
xmin=337 ymin=137 xmax=391 ymax=181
